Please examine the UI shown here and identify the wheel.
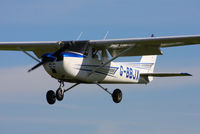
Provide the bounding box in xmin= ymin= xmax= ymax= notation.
xmin=46 ymin=90 xmax=56 ymax=105
xmin=56 ymin=88 xmax=64 ymax=101
xmin=112 ymin=89 xmax=122 ymax=103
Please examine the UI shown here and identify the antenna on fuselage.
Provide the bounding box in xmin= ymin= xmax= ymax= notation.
xmin=103 ymin=31 xmax=109 ymax=40
xmin=76 ymin=32 xmax=83 ymax=40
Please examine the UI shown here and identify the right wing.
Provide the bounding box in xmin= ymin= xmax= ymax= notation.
xmin=0 ymin=41 xmax=59 ymax=58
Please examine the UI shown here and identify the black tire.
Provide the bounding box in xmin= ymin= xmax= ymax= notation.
xmin=112 ymin=89 xmax=122 ymax=103
xmin=46 ymin=90 xmax=56 ymax=105
xmin=56 ymin=88 xmax=64 ymax=101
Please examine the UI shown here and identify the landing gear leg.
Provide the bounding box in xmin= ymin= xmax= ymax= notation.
xmin=64 ymin=83 xmax=80 ymax=93
xmin=96 ymin=83 xmax=123 ymax=103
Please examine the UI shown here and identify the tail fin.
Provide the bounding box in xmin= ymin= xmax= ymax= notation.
xmin=140 ymin=55 xmax=157 ymax=81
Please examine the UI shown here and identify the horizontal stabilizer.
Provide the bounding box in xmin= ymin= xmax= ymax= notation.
xmin=140 ymin=72 xmax=192 ymax=77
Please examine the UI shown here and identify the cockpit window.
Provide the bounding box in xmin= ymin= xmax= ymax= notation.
xmin=67 ymin=44 xmax=88 ymax=55
xmin=56 ymin=42 xmax=89 ymax=61
xmin=92 ymin=48 xmax=102 ymax=60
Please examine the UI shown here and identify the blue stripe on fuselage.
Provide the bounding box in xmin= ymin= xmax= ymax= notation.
xmin=61 ymin=52 xmax=84 ymax=58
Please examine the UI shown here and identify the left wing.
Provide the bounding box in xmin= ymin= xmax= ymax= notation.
xmin=140 ymin=72 xmax=192 ymax=77
xmin=89 ymin=35 xmax=200 ymax=57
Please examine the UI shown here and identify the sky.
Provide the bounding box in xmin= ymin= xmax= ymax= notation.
xmin=0 ymin=0 xmax=200 ymax=134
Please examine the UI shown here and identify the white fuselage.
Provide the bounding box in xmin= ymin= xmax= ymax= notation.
xmin=43 ymin=51 xmax=149 ymax=84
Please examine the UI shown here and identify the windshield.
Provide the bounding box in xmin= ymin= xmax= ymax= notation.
xmin=56 ymin=41 xmax=89 ymax=61
xmin=67 ymin=44 xmax=88 ymax=54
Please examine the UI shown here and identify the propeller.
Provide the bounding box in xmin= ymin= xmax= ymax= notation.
xmin=28 ymin=41 xmax=72 ymax=72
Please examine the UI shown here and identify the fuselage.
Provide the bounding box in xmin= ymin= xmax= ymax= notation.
xmin=43 ymin=51 xmax=149 ymax=84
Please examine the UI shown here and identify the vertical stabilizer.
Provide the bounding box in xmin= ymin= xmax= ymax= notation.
xmin=140 ymin=55 xmax=157 ymax=81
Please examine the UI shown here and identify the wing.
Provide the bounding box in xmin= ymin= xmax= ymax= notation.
xmin=0 ymin=40 xmax=89 ymax=59
xmin=0 ymin=35 xmax=200 ymax=58
xmin=140 ymin=72 xmax=192 ymax=77
xmin=0 ymin=41 xmax=60 ymax=58
xmin=89 ymin=35 xmax=200 ymax=57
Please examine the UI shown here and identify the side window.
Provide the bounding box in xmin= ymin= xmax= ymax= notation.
xmin=84 ymin=45 xmax=89 ymax=56
xmin=92 ymin=48 xmax=102 ymax=60
xmin=96 ymin=50 xmax=102 ymax=61
xmin=92 ymin=48 xmax=98 ymax=58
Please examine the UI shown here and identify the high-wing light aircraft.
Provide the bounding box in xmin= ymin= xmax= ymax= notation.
xmin=0 ymin=35 xmax=199 ymax=105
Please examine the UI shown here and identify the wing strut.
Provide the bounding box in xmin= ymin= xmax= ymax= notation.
xmin=96 ymin=83 xmax=112 ymax=95
xmin=88 ymin=45 xmax=135 ymax=77
xmin=18 ymin=47 xmax=40 ymax=63
xmin=76 ymin=32 xmax=83 ymax=40
xmin=103 ymin=31 xmax=109 ymax=40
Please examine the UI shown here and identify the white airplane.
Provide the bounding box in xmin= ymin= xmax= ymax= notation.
xmin=0 ymin=34 xmax=199 ymax=105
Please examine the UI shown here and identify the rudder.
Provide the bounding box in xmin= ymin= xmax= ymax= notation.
xmin=140 ymin=55 xmax=157 ymax=81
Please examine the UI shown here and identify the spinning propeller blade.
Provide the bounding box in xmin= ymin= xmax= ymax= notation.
xmin=28 ymin=61 xmax=44 ymax=72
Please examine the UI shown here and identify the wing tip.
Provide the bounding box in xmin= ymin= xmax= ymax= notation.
xmin=181 ymin=73 xmax=192 ymax=76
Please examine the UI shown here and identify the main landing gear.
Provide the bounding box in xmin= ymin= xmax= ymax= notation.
xmin=46 ymin=81 xmax=123 ymax=105
xmin=96 ymin=83 xmax=122 ymax=103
